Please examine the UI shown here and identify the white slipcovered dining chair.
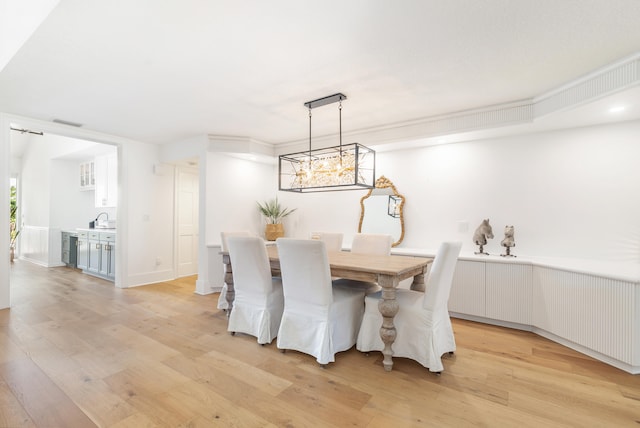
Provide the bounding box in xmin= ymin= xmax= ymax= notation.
xmin=333 ymin=233 xmax=393 ymax=294
xmin=275 ymin=238 xmax=366 ymax=366
xmin=217 ymin=231 xmax=252 ymax=310
xmin=226 ymin=236 xmax=284 ymax=344
xmin=310 ymin=232 xmax=343 ymax=253
xmin=356 ymin=241 xmax=462 ymax=373
xmin=310 ymin=232 xmax=344 ymax=280
xmin=350 ymin=233 xmax=393 ymax=256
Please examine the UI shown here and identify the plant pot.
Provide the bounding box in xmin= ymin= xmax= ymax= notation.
xmin=265 ymin=223 xmax=284 ymax=241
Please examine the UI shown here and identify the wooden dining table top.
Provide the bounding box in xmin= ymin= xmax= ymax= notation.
xmin=265 ymin=245 xmax=432 ymax=283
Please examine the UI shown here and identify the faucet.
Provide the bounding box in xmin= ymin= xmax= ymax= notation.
xmin=95 ymin=212 xmax=109 ymax=224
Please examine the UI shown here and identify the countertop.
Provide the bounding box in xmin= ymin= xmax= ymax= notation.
xmin=77 ymin=228 xmax=117 ymax=233
xmin=393 ymin=247 xmax=640 ymax=283
xmin=206 ymin=241 xmax=639 ymax=283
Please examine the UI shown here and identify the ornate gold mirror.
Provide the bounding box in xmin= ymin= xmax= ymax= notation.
xmin=358 ymin=176 xmax=405 ymax=247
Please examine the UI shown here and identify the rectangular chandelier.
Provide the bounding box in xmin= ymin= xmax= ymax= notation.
xmin=279 ymin=142 xmax=375 ymax=192
xmin=278 ymin=93 xmax=376 ymax=193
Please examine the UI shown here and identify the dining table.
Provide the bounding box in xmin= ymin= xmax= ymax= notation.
xmin=221 ymin=246 xmax=433 ymax=371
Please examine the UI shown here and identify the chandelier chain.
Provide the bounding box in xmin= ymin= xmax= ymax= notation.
xmin=339 ymin=100 xmax=343 ymax=163
xmin=308 ymin=107 xmax=312 ymax=158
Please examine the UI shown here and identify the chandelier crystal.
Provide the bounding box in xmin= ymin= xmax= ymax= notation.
xmin=279 ymin=93 xmax=375 ymax=193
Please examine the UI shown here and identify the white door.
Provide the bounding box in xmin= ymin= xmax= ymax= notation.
xmin=177 ymin=168 xmax=199 ymax=277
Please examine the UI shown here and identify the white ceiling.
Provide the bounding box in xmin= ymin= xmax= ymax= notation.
xmin=2 ymin=0 xmax=640 ymax=150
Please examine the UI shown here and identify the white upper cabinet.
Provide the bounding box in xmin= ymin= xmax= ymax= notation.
xmin=95 ymin=153 xmax=117 ymax=207
xmin=79 ymin=160 xmax=95 ymax=190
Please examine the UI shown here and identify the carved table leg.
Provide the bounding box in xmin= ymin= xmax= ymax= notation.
xmin=378 ymin=275 xmax=399 ymax=371
xmin=222 ymin=254 xmax=235 ymax=318
xmin=410 ymin=271 xmax=426 ymax=292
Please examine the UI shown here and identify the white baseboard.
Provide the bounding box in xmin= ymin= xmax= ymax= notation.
xmin=19 ymin=256 xmax=65 ymax=268
xmin=123 ymin=269 xmax=175 ymax=288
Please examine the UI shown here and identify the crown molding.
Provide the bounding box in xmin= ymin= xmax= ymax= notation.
xmin=278 ymin=53 xmax=640 ymax=153
xmin=534 ymin=54 xmax=640 ymax=117
xmin=212 ymin=53 xmax=640 ymax=158
xmin=207 ymin=134 xmax=276 ymax=164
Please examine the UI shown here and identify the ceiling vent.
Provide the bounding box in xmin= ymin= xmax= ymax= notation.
xmin=53 ymin=118 xmax=83 ymax=127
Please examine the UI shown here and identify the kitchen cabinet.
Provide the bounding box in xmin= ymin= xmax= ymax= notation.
xmin=76 ymin=229 xmax=115 ymax=282
xmin=61 ymin=231 xmax=77 ymax=268
xmin=95 ymin=153 xmax=117 ymax=207
xmin=99 ymin=233 xmax=116 ymax=279
xmin=87 ymin=231 xmax=101 ymax=274
xmin=77 ymin=230 xmax=88 ymax=269
xmin=79 ymin=160 xmax=95 ymax=190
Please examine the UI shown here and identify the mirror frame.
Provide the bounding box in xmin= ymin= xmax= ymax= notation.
xmin=358 ymin=175 xmax=405 ymax=247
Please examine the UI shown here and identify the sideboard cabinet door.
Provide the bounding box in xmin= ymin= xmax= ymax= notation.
xmin=449 ymin=260 xmax=486 ymax=317
xmin=485 ymin=263 xmax=532 ymax=325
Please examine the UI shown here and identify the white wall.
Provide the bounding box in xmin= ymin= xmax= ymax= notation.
xmin=205 ymin=153 xmax=275 ymax=242
xmin=20 ymin=134 xmax=51 ymax=227
xmin=49 ymin=159 xmax=108 ymax=230
xmin=121 ymin=141 xmax=176 ymax=286
xmin=279 ymin=190 xmax=362 ymax=246
xmin=288 ymin=120 xmax=640 ymax=262
xmin=10 ymin=156 xmax=20 ymax=175
xmin=18 ymin=132 xmax=115 ymax=228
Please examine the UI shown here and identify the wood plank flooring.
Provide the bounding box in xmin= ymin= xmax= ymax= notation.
xmin=2 ymin=260 xmax=640 ymax=427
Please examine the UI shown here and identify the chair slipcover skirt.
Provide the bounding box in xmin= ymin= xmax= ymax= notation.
xmin=276 ymin=238 xmax=365 ymax=365
xmin=277 ymin=287 xmax=364 ymax=364
xmin=356 ymin=241 xmax=462 ymax=372
xmin=228 ymin=279 xmax=284 ymax=344
xmin=356 ymin=290 xmax=455 ymax=372
xmin=217 ymin=231 xmax=252 ymax=310
xmin=226 ymin=236 xmax=284 ymax=344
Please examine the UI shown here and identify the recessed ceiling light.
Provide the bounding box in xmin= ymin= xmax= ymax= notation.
xmin=608 ymin=106 xmax=626 ymax=114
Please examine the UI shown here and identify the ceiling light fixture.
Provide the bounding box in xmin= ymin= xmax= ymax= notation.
xmin=608 ymin=106 xmax=626 ymax=114
xmin=278 ymin=93 xmax=375 ymax=192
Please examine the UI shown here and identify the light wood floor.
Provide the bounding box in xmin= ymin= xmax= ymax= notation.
xmin=2 ymin=261 xmax=640 ymax=427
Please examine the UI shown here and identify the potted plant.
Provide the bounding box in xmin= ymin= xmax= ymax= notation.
xmin=257 ymin=197 xmax=296 ymax=241
xmin=10 ymin=185 xmax=19 ymax=262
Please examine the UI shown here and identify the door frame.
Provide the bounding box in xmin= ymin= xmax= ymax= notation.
xmin=1 ymin=113 xmax=124 ymax=309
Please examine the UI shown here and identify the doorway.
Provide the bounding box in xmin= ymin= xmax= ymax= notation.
xmin=7 ymin=123 xmax=121 ymax=307
xmin=175 ymin=165 xmax=199 ymax=277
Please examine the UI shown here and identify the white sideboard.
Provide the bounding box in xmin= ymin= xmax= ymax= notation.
xmin=395 ymin=248 xmax=640 ymax=374
xmin=205 ymin=242 xmax=640 ymax=374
